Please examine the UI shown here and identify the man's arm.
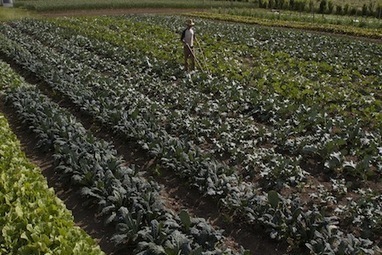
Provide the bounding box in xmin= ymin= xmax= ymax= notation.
xmin=181 ymin=29 xmax=186 ymax=43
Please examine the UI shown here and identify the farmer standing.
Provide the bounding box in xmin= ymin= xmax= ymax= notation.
xmin=181 ymin=19 xmax=196 ymax=71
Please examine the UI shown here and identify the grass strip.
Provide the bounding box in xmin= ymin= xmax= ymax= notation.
xmin=0 ymin=7 xmax=36 ymax=21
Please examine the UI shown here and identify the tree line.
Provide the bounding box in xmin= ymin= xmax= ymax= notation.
xmin=227 ymin=0 xmax=382 ymax=18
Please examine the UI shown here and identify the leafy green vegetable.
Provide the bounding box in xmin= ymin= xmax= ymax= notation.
xmin=0 ymin=111 xmax=104 ymax=255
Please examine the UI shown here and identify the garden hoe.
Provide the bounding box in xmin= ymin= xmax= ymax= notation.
xmin=186 ymin=43 xmax=209 ymax=74
xmin=195 ymin=39 xmax=209 ymax=74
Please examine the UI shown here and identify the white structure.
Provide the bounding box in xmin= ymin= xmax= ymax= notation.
xmin=2 ymin=0 xmax=14 ymax=7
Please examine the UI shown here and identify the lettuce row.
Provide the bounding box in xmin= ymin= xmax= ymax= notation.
xmin=0 ymin=62 xmax=104 ymax=254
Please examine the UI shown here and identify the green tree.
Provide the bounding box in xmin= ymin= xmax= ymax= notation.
xmin=327 ymin=0 xmax=333 ymax=13
xmin=309 ymin=0 xmax=315 ymax=19
xmin=368 ymin=1 xmax=375 ymax=16
xmin=295 ymin=0 xmax=306 ymax=14
xmin=299 ymin=0 xmax=307 ymax=12
xmin=377 ymin=3 xmax=382 ymax=19
xmin=280 ymin=0 xmax=286 ymax=9
xmin=289 ymin=0 xmax=295 ymax=10
xmin=362 ymin=3 xmax=368 ymax=16
xmin=319 ymin=0 xmax=327 ymax=14
xmin=344 ymin=3 xmax=349 ymax=15
xmin=335 ymin=5 xmax=342 ymax=15
xmin=259 ymin=0 xmax=268 ymax=8
xmin=350 ymin=6 xmax=358 ymax=15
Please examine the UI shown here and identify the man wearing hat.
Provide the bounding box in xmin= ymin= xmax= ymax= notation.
xmin=181 ymin=19 xmax=196 ymax=71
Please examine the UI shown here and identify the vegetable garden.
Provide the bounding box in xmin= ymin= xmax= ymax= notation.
xmin=0 ymin=61 xmax=104 ymax=255
xmin=0 ymin=13 xmax=381 ymax=254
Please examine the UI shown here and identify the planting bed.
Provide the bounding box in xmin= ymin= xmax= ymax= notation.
xmin=0 ymin=61 xmax=104 ymax=255
xmin=0 ymin=14 xmax=382 ymax=255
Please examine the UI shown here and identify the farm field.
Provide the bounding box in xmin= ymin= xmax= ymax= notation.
xmin=0 ymin=61 xmax=104 ymax=254
xmin=0 ymin=11 xmax=382 ymax=255
xmin=0 ymin=7 xmax=36 ymax=21
xmin=12 ymin=0 xmax=382 ymax=12
xmin=13 ymin=0 xmax=255 ymax=12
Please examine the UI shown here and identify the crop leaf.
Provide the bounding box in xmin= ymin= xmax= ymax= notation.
xmin=268 ymin=190 xmax=279 ymax=209
xmin=179 ymin=210 xmax=191 ymax=232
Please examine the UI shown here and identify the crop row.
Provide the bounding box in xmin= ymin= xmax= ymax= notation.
xmin=2 ymin=76 xmax=241 ymax=254
xmin=3 ymin=20 xmax=305 ymax=190
xmin=15 ymin=18 xmax=382 ymax=185
xmin=188 ymin=11 xmax=382 ymax=39
xmin=125 ymin=15 xmax=382 ymax=114
xmin=0 ymin=61 xmax=104 ymax=255
xmin=0 ymin=18 xmax=374 ymax=252
xmin=142 ymin=14 xmax=381 ymax=130
xmin=14 ymin=0 xmax=255 ymax=12
xmin=0 ymin=19 xmax=306 ymax=191
xmin=0 ymin=18 xmax=380 ymax=253
xmin=49 ymin=14 xmax=381 ymax=124
xmin=48 ymin=14 xmax=382 ymax=79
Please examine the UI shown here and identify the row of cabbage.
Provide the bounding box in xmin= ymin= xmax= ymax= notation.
xmin=48 ymin=16 xmax=382 ymax=183
xmin=55 ymin=15 xmax=382 ymax=126
xmin=126 ymin=15 xmax=382 ymax=124
xmin=6 ymin=19 xmax=307 ymax=192
xmin=2 ymin=16 xmax=382 ymax=252
xmin=0 ymin=18 xmax=380 ymax=254
xmin=0 ymin=61 xmax=104 ymax=255
xmin=15 ymin=16 xmax=382 ymax=190
xmin=1 ymin=63 xmax=241 ymax=254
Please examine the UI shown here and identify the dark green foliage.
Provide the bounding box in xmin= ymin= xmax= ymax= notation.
xmin=0 ymin=17 xmax=381 ymax=254
xmin=319 ymin=0 xmax=327 ymax=14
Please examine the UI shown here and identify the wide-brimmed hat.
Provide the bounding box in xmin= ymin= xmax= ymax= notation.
xmin=185 ymin=19 xmax=195 ymax=26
